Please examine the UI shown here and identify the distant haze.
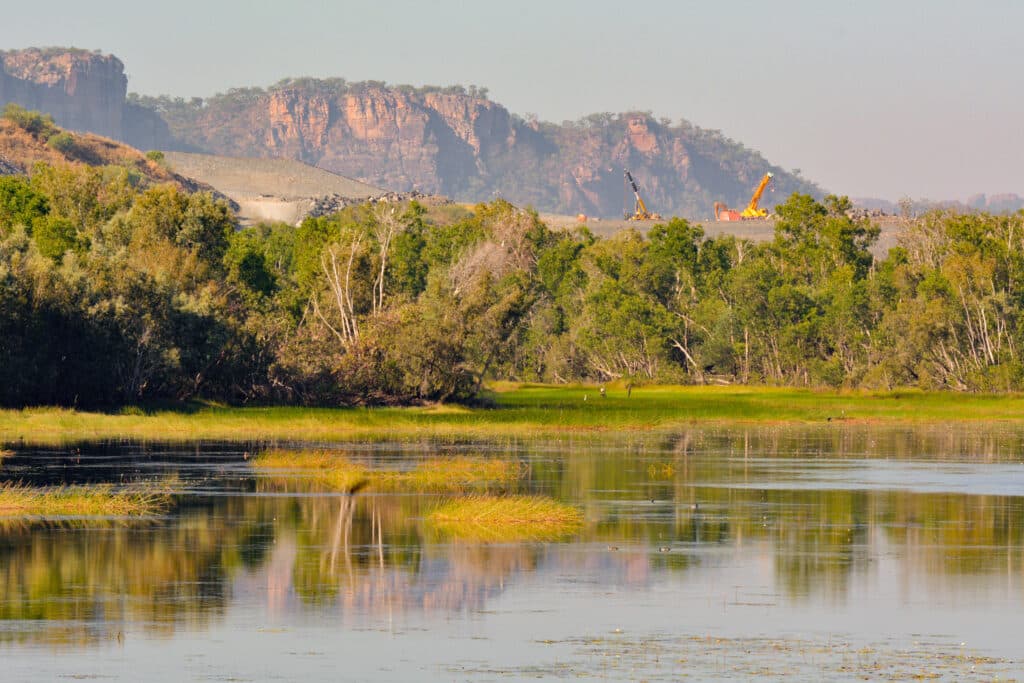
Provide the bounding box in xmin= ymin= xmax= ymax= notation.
xmin=1 ymin=0 xmax=1021 ymax=201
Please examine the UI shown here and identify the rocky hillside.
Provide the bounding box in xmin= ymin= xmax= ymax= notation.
xmin=1 ymin=48 xmax=819 ymax=218
xmin=0 ymin=48 xmax=172 ymax=151
xmin=0 ymin=110 xmax=227 ymax=199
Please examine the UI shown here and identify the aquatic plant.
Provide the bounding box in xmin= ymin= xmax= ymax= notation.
xmin=254 ymin=450 xmax=524 ymax=493
xmin=426 ymin=495 xmax=583 ymax=542
xmin=0 ymin=482 xmax=171 ymax=517
xmin=376 ymin=457 xmax=526 ymax=492
xmin=252 ymin=450 xmax=369 ymax=492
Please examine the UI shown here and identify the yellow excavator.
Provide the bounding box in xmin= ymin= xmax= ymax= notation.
xmin=714 ymin=172 xmax=774 ymax=221
xmin=624 ymin=169 xmax=662 ymax=221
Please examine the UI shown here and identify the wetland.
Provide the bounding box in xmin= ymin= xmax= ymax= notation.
xmin=1 ymin=400 xmax=1023 ymax=681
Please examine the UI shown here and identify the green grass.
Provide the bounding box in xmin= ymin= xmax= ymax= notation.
xmin=4 ymin=384 xmax=1024 ymax=444
xmin=425 ymin=495 xmax=583 ymax=542
xmin=0 ymin=482 xmax=171 ymax=517
xmin=253 ymin=450 xmax=524 ymax=493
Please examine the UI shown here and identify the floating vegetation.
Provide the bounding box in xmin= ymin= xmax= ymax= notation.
xmin=253 ymin=450 xmax=524 ymax=493
xmin=469 ymin=632 xmax=1024 ymax=682
xmin=426 ymin=495 xmax=583 ymax=542
xmin=0 ymin=482 xmax=171 ymax=517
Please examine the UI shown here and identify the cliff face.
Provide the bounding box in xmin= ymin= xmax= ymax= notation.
xmin=1 ymin=49 xmax=818 ymax=218
xmin=0 ymin=48 xmax=173 ymax=151
xmin=155 ymin=84 xmax=817 ymax=218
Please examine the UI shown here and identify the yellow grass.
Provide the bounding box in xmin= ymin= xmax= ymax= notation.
xmin=426 ymin=495 xmax=583 ymax=542
xmin=252 ymin=450 xmax=369 ymax=492
xmin=376 ymin=457 xmax=525 ymax=492
xmin=8 ymin=385 xmax=1024 ymax=446
xmin=0 ymin=482 xmax=171 ymax=517
xmin=253 ymin=450 xmax=524 ymax=493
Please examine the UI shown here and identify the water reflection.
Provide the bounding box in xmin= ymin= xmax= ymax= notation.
xmin=0 ymin=425 xmax=1023 ymax=655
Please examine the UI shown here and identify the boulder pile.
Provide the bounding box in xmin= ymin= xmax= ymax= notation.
xmin=307 ymin=190 xmax=450 ymax=218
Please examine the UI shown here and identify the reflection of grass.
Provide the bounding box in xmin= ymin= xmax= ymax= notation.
xmin=254 ymin=450 xmax=369 ymax=492
xmin=8 ymin=385 xmax=1024 ymax=445
xmin=426 ymin=495 xmax=583 ymax=542
xmin=0 ymin=482 xmax=171 ymax=517
xmin=254 ymin=451 xmax=523 ymax=493
xmin=378 ymin=457 xmax=524 ymax=492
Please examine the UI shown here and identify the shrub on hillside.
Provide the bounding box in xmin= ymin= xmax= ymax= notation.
xmin=46 ymin=132 xmax=77 ymax=155
xmin=2 ymin=103 xmax=57 ymax=139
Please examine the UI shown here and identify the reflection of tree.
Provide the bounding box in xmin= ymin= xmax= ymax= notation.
xmin=284 ymin=494 xmax=540 ymax=616
xmin=0 ymin=496 xmax=273 ymax=647
xmin=548 ymin=427 xmax=1024 ymax=599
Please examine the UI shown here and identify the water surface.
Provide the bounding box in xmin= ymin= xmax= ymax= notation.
xmin=2 ymin=425 xmax=1023 ymax=680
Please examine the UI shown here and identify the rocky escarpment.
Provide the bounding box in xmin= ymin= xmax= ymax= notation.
xmin=0 ymin=48 xmax=173 ymax=151
xmin=147 ymin=81 xmax=817 ymax=219
xmin=1 ymin=49 xmax=819 ymax=218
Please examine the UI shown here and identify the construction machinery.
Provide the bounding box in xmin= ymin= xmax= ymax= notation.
xmin=624 ymin=169 xmax=662 ymax=221
xmin=714 ymin=172 xmax=774 ymax=221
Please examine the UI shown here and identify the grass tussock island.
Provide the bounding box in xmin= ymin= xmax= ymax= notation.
xmin=426 ymin=495 xmax=583 ymax=542
xmin=0 ymin=482 xmax=171 ymax=517
xmin=5 ymin=385 xmax=1024 ymax=445
xmin=254 ymin=450 xmax=524 ymax=492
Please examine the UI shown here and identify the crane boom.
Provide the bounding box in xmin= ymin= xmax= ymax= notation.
xmin=623 ymin=169 xmax=661 ymax=220
xmin=740 ymin=172 xmax=774 ymax=218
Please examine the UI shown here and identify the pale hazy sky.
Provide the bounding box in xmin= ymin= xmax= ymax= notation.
xmin=1 ymin=0 xmax=1020 ymax=200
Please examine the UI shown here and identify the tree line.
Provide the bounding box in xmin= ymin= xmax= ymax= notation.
xmin=1 ymin=161 xmax=1022 ymax=407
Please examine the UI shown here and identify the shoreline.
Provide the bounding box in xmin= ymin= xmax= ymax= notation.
xmin=2 ymin=385 xmax=1024 ymax=445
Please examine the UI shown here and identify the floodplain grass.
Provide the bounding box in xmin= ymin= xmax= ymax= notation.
xmin=0 ymin=482 xmax=171 ymax=517
xmin=253 ymin=450 xmax=524 ymax=493
xmin=254 ymin=450 xmax=370 ymax=492
xmin=4 ymin=385 xmax=1024 ymax=445
xmin=425 ymin=495 xmax=583 ymax=542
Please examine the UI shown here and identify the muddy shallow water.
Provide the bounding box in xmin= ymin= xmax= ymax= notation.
xmin=1 ymin=425 xmax=1023 ymax=681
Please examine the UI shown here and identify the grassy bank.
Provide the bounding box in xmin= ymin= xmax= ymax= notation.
xmin=3 ymin=384 xmax=1024 ymax=444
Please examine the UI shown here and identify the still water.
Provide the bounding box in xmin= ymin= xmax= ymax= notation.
xmin=2 ymin=426 xmax=1024 ymax=681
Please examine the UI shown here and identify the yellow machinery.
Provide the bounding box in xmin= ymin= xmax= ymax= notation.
xmin=624 ymin=169 xmax=662 ymax=221
xmin=714 ymin=172 xmax=774 ymax=221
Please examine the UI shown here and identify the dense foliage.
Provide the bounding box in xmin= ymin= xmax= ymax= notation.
xmin=2 ymin=163 xmax=1024 ymax=407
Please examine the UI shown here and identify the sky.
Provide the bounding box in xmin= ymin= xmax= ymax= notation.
xmin=1 ymin=0 xmax=1021 ymax=200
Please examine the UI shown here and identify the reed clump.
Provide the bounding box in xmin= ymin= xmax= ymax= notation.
xmin=426 ymin=494 xmax=583 ymax=542
xmin=376 ymin=457 xmax=525 ymax=492
xmin=253 ymin=450 xmax=369 ymax=492
xmin=0 ymin=482 xmax=171 ymax=517
xmin=253 ymin=450 xmax=524 ymax=493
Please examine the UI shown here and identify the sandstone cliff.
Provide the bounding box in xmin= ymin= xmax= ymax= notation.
xmin=0 ymin=49 xmax=819 ymax=218
xmin=0 ymin=48 xmax=173 ymax=151
xmin=145 ymin=81 xmax=816 ymax=219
